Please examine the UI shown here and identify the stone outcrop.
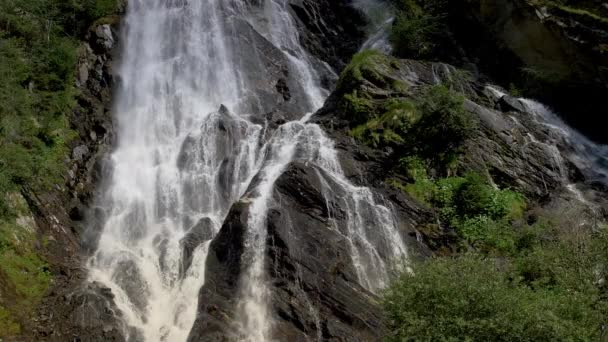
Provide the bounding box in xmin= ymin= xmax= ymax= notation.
xmin=21 ymin=1 xmax=608 ymax=341
xmin=188 ymin=159 xmax=428 ymax=341
xmin=28 ymin=18 xmax=125 ymax=342
xmin=446 ymin=0 xmax=608 ymax=143
xmin=314 ymin=51 xmax=608 ymax=249
xmin=289 ymin=0 xmax=367 ymax=71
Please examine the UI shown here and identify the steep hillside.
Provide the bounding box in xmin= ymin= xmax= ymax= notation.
xmin=314 ymin=48 xmax=608 ymax=340
xmin=0 ymin=0 xmax=121 ymax=338
xmin=389 ymin=0 xmax=608 ymax=143
xmin=0 ymin=0 xmax=606 ymax=341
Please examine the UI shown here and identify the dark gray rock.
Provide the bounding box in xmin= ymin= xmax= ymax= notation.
xmin=34 ymin=281 xmax=132 ymax=342
xmin=180 ymin=217 xmax=216 ymax=276
xmin=188 ymin=158 xmax=430 ymax=341
xmin=29 ymin=15 xmax=123 ymax=341
xmin=288 ymin=0 xmax=367 ymax=71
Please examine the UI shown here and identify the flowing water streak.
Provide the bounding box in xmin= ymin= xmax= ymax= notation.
xmin=88 ymin=0 xmax=408 ymax=341
xmin=486 ymin=86 xmax=608 ymax=186
xmin=234 ymin=2 xmax=407 ymax=339
xmin=353 ymin=0 xmax=394 ymax=52
xmin=87 ymin=0 xmax=263 ymax=340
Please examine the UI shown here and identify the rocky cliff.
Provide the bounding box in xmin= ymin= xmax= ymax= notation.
xmin=22 ymin=15 xmax=126 ymax=342
xmin=446 ymin=0 xmax=608 ymax=143
xmin=8 ymin=0 xmax=608 ymax=341
xmin=189 ymin=47 xmax=608 ymax=342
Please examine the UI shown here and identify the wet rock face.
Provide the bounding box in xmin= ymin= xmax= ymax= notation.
xmin=224 ymin=17 xmax=311 ymax=118
xmin=189 ymin=162 xmax=397 ymax=341
xmin=187 ymin=200 xmax=251 ymax=342
xmin=35 ymin=281 xmax=131 ymax=342
xmin=29 ymin=18 xmax=121 ymax=341
xmin=267 ymin=163 xmax=385 ymax=341
xmin=447 ymin=0 xmax=608 ymax=143
xmin=289 ymin=0 xmax=367 ymax=71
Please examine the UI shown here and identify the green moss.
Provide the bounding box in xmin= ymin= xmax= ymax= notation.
xmin=1 ymin=250 xmax=51 ymax=307
xmin=0 ymin=219 xmax=50 ymax=337
xmin=343 ymin=90 xmax=375 ymax=125
xmin=350 ymin=99 xmax=418 ymax=147
xmin=337 ymin=49 xmax=385 ymax=90
xmin=349 ymin=85 xmax=475 ymax=172
xmin=0 ymin=305 xmax=20 ymax=337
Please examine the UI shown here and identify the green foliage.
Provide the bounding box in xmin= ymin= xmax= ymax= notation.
xmin=0 ymin=305 xmax=20 ymax=337
xmin=0 ymin=218 xmax=51 ymax=336
xmin=338 ymin=50 xmax=398 ymax=125
xmin=409 ymin=85 xmax=475 ymax=163
xmin=389 ymin=0 xmax=447 ymax=59
xmin=337 ymin=49 xmax=386 ymax=91
xmin=383 ymin=246 xmax=608 ymax=341
xmin=454 ymin=173 xmax=525 ymax=221
xmin=0 ymin=0 xmax=117 ymax=337
xmin=350 ymin=85 xmax=475 ymax=172
xmin=343 ymin=91 xmax=375 ymax=125
xmin=0 ymin=0 xmax=117 ymax=211
xmin=350 ymin=99 xmax=418 ymax=147
xmin=395 ymin=157 xmax=527 ymax=252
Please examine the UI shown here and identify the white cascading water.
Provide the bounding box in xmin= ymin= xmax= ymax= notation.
xmin=353 ymin=0 xmax=394 ymax=52
xmin=486 ymin=86 xmax=608 ymax=187
xmin=87 ymin=0 xmax=407 ymax=341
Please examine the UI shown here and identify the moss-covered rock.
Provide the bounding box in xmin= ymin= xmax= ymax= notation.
xmin=0 ymin=194 xmax=51 ymax=338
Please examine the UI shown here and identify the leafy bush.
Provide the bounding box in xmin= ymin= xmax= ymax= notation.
xmin=409 ymin=85 xmax=476 ymax=164
xmin=0 ymin=0 xmax=118 ymax=336
xmin=389 ymin=0 xmax=448 ymax=59
xmin=384 ymin=244 xmax=608 ymax=341
xmin=454 ymin=173 xmax=526 ymax=221
xmin=350 ymin=99 xmax=418 ymax=147
xmin=395 ymin=158 xmax=526 ymax=252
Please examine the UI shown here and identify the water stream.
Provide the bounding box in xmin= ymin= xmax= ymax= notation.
xmin=87 ymin=0 xmax=407 ymax=341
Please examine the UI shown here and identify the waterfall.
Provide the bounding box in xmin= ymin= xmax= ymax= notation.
xmin=353 ymin=0 xmax=394 ymax=52
xmin=87 ymin=0 xmax=407 ymax=341
xmin=486 ymin=86 xmax=608 ymax=187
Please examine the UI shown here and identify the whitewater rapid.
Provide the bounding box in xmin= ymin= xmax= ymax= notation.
xmin=87 ymin=0 xmax=407 ymax=341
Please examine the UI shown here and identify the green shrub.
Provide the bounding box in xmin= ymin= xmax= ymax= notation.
xmin=409 ymin=85 xmax=476 ymax=163
xmin=389 ymin=0 xmax=447 ymax=59
xmin=384 ymin=251 xmax=607 ymax=341
xmin=453 ymin=173 xmax=525 ymax=221
xmin=350 ymin=99 xmax=418 ymax=147
xmin=394 ymin=160 xmax=527 ymax=252
xmin=337 ymin=49 xmax=386 ymax=91
xmin=0 ymin=0 xmax=118 ymax=337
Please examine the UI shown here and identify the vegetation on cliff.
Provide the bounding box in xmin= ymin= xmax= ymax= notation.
xmin=389 ymin=0 xmax=448 ymax=60
xmin=337 ymin=49 xmax=608 ymax=340
xmin=388 ymin=0 xmax=608 ymax=143
xmin=0 ymin=0 xmax=118 ymax=335
xmin=384 ymin=235 xmax=608 ymax=341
